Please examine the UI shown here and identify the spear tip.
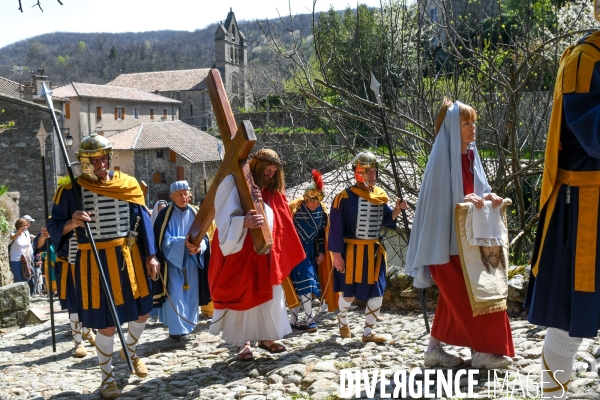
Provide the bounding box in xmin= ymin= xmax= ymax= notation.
xmin=40 ymin=82 xmax=52 ymax=99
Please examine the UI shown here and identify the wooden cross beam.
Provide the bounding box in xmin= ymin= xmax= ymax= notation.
xmin=187 ymin=69 xmax=272 ymax=255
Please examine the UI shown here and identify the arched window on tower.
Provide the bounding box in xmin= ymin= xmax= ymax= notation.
xmin=230 ymin=47 xmax=233 ymax=62
xmin=231 ymin=72 xmax=239 ymax=95
xmin=232 ymin=25 xmax=236 ymax=41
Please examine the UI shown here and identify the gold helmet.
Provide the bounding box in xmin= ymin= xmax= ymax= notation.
xmin=352 ymin=151 xmax=378 ymax=185
xmin=304 ymin=169 xmax=325 ymax=202
xmin=76 ymin=133 xmax=113 ymax=181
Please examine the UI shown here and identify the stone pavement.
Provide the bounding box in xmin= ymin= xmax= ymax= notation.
xmin=1 ymin=297 xmax=600 ymax=400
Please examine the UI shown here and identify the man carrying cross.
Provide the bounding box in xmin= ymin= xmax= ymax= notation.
xmin=208 ymin=149 xmax=305 ymax=361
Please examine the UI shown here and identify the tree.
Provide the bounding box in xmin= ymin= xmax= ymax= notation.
xmin=259 ymin=0 xmax=599 ymax=266
xmin=17 ymin=0 xmax=63 ymax=12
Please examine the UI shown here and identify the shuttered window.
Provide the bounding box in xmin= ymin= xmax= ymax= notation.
xmin=163 ymin=109 xmax=168 ymax=119
xmin=64 ymin=103 xmax=70 ymax=119
xmin=150 ymin=108 xmax=154 ymax=119
xmin=169 ymin=150 xmax=176 ymax=162
xmin=176 ymin=166 xmax=184 ymax=181
xmin=96 ymin=106 xmax=102 ymax=120
xmin=153 ymin=172 xmax=161 ymax=183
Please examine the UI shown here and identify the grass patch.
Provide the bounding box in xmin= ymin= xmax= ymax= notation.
xmin=335 ymin=361 xmax=353 ymax=369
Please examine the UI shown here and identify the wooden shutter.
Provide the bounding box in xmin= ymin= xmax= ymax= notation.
xmin=169 ymin=150 xmax=176 ymax=162
xmin=150 ymin=108 xmax=154 ymax=119
xmin=153 ymin=172 xmax=161 ymax=183
xmin=176 ymin=166 xmax=184 ymax=181
xmin=96 ymin=106 xmax=102 ymax=120
xmin=121 ymin=108 xmax=125 ymax=120
xmin=64 ymin=103 xmax=70 ymax=119
xmin=163 ymin=109 xmax=167 ymax=119
xmin=114 ymin=107 xmax=118 ymax=120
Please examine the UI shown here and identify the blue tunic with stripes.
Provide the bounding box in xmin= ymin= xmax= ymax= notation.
xmin=290 ymin=202 xmax=325 ymax=297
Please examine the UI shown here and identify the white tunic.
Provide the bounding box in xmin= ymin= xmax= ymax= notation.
xmin=208 ymin=175 xmax=291 ymax=346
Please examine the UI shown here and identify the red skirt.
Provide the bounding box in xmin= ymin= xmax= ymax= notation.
xmin=430 ymin=255 xmax=515 ymax=356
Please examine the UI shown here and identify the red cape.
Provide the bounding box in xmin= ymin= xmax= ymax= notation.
xmin=209 ymin=189 xmax=305 ymax=311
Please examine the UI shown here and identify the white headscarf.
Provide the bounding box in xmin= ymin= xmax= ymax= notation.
xmin=151 ymin=200 xmax=169 ymax=227
xmin=405 ymin=101 xmax=491 ymax=288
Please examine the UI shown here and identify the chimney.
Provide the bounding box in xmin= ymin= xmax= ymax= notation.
xmin=23 ymin=81 xmax=33 ymax=102
xmin=32 ymin=67 xmax=49 ymax=95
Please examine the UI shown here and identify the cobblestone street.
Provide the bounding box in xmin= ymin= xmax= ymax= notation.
xmin=1 ymin=297 xmax=600 ymax=400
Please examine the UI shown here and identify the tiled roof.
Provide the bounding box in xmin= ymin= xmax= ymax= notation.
xmin=0 ymin=76 xmax=21 ymax=98
xmin=0 ymin=76 xmax=68 ymax=102
xmin=52 ymin=82 xmax=181 ymax=104
xmin=106 ymin=69 xmax=211 ymax=92
xmin=109 ymin=120 xmax=221 ymax=163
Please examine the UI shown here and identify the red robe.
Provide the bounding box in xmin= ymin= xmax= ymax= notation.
xmin=209 ymin=188 xmax=305 ymax=311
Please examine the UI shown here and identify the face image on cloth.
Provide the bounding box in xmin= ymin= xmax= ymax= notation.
xmin=479 ymin=246 xmax=507 ymax=273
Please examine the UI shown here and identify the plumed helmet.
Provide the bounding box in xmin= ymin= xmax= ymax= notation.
xmin=76 ymin=133 xmax=113 ymax=181
xmin=304 ymin=169 xmax=325 ymax=202
xmin=352 ymin=151 xmax=378 ymax=170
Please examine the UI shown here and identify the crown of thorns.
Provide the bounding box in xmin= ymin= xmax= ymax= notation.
xmin=250 ymin=152 xmax=285 ymax=167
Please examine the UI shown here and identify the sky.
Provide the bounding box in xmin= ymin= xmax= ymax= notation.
xmin=0 ymin=0 xmax=385 ymax=48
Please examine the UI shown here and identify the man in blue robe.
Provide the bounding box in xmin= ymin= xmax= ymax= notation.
xmin=152 ymin=181 xmax=211 ymax=341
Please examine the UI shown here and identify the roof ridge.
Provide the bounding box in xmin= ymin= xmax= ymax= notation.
xmin=132 ymin=124 xmax=144 ymax=149
xmin=71 ymin=82 xmax=81 ymax=97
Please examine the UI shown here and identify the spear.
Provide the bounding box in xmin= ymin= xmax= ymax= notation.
xmin=40 ymin=83 xmax=134 ymax=373
xmin=36 ymin=121 xmax=56 ymax=352
xmin=370 ymin=72 xmax=430 ymax=334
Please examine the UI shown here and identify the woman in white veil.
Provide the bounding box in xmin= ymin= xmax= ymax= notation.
xmin=405 ymin=100 xmax=514 ymax=369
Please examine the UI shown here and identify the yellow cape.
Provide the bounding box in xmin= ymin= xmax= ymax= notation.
xmin=78 ymin=171 xmax=146 ymax=206
xmin=349 ymin=185 xmax=389 ymax=205
xmin=540 ymin=31 xmax=600 ymax=211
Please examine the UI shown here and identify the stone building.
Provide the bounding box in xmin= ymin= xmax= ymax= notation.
xmin=106 ymin=9 xmax=248 ymax=130
xmin=108 ymin=120 xmax=221 ymax=205
xmin=214 ymin=8 xmax=248 ymax=111
xmin=107 ymin=69 xmax=212 ymax=129
xmin=0 ymin=92 xmax=59 ymax=235
xmin=51 ymin=82 xmax=181 ymax=161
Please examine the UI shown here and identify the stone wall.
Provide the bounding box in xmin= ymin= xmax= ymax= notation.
xmin=0 ymin=94 xmax=56 ymax=236
xmin=0 ymin=282 xmax=30 ymax=327
xmin=133 ymin=149 xmax=220 ymax=205
xmin=383 ymin=265 xmax=530 ymax=318
xmin=0 ymin=193 xmax=20 ymax=287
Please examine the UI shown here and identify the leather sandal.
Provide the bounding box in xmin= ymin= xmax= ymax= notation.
xmin=118 ymin=329 xmax=148 ymax=378
xmin=338 ymin=315 xmax=351 ymax=338
xmin=100 ymin=371 xmax=120 ymax=400
xmin=257 ymin=340 xmax=286 ymax=353
xmin=238 ymin=342 xmax=254 ymax=361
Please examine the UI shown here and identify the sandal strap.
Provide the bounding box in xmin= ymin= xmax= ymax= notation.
xmin=337 ymin=315 xmax=348 ymax=329
xmin=101 ymin=371 xmax=116 ymax=387
xmin=124 ymin=328 xmax=139 ymax=360
xmin=365 ymin=303 xmax=381 ymax=319
xmin=96 ymin=346 xmax=113 ymax=366
xmin=541 ymin=350 xmax=570 ymax=393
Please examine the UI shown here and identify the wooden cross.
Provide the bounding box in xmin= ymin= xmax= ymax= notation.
xmin=187 ymin=69 xmax=272 ymax=254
